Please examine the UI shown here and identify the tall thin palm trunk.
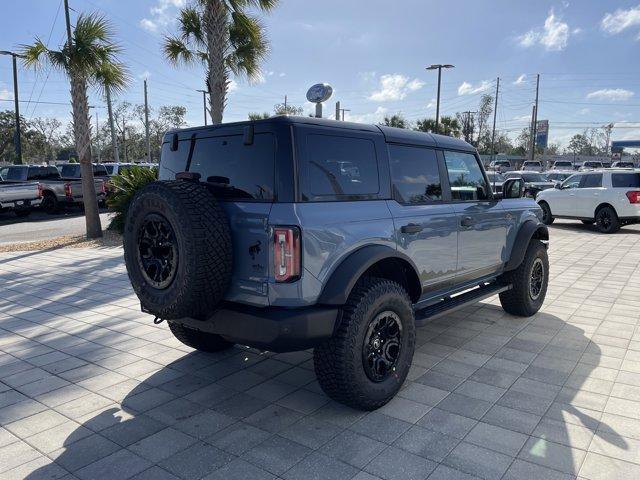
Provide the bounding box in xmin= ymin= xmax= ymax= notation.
xmin=70 ymin=73 xmax=102 ymax=239
xmin=204 ymin=0 xmax=228 ymax=124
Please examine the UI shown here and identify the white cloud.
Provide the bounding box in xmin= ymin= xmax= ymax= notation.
xmin=140 ymin=0 xmax=186 ymax=33
xmin=586 ymin=88 xmax=634 ymax=101
xmin=513 ymin=114 xmax=531 ymax=122
xmin=578 ymin=107 xmax=591 ymax=115
xmin=138 ymin=71 xmax=151 ymax=80
xmin=513 ymin=74 xmax=527 ymax=85
xmin=368 ymin=74 xmax=424 ymax=102
xmin=0 ymin=86 xmax=12 ymax=101
xmin=278 ymin=72 xmax=286 ymax=77
xmin=228 ymin=79 xmax=238 ymax=92
xmin=457 ymin=80 xmax=492 ymax=96
xmin=426 ymin=98 xmax=436 ymax=109
xmin=345 ymin=106 xmax=388 ymax=124
xmin=601 ymin=5 xmax=640 ymax=35
xmin=518 ymin=9 xmax=571 ymax=51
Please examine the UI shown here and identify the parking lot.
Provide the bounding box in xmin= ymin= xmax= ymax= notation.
xmin=0 ymin=220 xmax=639 ymax=480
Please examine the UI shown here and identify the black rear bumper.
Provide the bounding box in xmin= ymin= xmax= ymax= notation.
xmin=171 ymin=303 xmax=339 ymax=352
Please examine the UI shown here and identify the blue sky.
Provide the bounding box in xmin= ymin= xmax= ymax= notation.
xmin=1 ymin=0 xmax=640 ymax=147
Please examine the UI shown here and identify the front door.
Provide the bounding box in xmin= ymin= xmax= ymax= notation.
xmin=553 ymin=174 xmax=583 ymax=216
xmin=443 ymin=150 xmax=508 ymax=283
xmin=387 ymin=144 xmax=458 ymax=291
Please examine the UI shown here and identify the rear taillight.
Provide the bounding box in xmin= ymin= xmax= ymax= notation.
xmin=37 ymin=183 xmax=43 ymax=199
xmin=273 ymin=227 xmax=301 ymax=283
xmin=64 ymin=183 xmax=72 ymax=197
xmin=626 ymin=191 xmax=640 ymax=204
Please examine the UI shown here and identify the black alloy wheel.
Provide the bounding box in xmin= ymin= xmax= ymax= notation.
xmin=362 ymin=310 xmax=403 ymax=383
xmin=136 ymin=213 xmax=178 ymax=289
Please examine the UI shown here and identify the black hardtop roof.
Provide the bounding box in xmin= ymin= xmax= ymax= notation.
xmin=165 ymin=115 xmax=476 ymax=152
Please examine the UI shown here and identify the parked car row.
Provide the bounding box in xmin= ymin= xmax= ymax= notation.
xmin=0 ymin=162 xmax=156 ymax=218
xmin=487 ymin=158 xmax=637 ymax=173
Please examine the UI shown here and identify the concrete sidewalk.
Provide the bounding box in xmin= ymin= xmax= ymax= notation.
xmin=0 ymin=221 xmax=639 ymax=479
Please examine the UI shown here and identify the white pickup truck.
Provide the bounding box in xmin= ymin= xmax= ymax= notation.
xmin=0 ymin=171 xmax=42 ymax=217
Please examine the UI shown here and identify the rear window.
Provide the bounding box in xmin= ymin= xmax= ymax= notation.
xmin=27 ymin=166 xmax=60 ymax=180
xmin=0 ymin=166 xmax=28 ymax=181
xmin=60 ymin=165 xmax=81 ymax=177
xmin=189 ymin=133 xmax=275 ymax=201
xmin=300 ymin=134 xmax=379 ymax=201
xmin=94 ymin=165 xmax=109 ymax=177
xmin=612 ymin=173 xmax=640 ymax=188
xmin=389 ymin=145 xmax=441 ymax=204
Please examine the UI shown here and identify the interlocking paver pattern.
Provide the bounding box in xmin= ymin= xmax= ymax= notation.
xmin=1 ymin=220 xmax=640 ymax=479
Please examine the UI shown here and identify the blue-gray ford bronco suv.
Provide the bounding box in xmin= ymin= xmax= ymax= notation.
xmin=123 ymin=116 xmax=549 ymax=410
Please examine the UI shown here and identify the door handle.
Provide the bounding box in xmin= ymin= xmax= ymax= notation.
xmin=460 ymin=216 xmax=475 ymax=227
xmin=400 ymin=223 xmax=423 ymax=234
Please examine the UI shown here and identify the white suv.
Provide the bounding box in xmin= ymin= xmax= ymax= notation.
xmin=521 ymin=160 xmax=544 ymax=172
xmin=536 ymin=170 xmax=640 ymax=233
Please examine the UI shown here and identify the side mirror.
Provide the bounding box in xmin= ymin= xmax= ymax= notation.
xmin=503 ymin=178 xmax=524 ymax=199
xmin=554 ymin=183 xmax=561 ymax=189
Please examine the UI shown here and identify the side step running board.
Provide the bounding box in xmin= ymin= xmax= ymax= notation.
xmin=414 ymin=283 xmax=510 ymax=325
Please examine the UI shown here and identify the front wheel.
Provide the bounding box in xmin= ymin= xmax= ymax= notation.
xmin=314 ymin=278 xmax=415 ymax=410
xmin=499 ymin=240 xmax=549 ymax=317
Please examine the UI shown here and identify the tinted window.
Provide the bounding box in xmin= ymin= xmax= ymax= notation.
xmin=27 ymin=166 xmax=60 ymax=180
xmin=389 ymin=145 xmax=441 ymax=204
xmin=0 ymin=167 xmax=28 ymax=181
xmin=60 ymin=165 xmax=81 ymax=177
xmin=104 ymin=165 xmax=115 ymax=175
xmin=580 ymin=174 xmax=602 ymax=188
xmin=612 ymin=173 xmax=640 ymax=188
xmin=521 ymin=173 xmax=547 ymax=182
xmin=94 ymin=165 xmax=109 ymax=177
xmin=189 ymin=132 xmax=275 ymax=201
xmin=444 ymin=151 xmax=489 ymax=201
xmin=302 ymin=134 xmax=379 ymax=199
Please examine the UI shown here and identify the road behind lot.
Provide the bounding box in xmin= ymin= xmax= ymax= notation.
xmin=0 ymin=220 xmax=639 ymax=479
xmin=0 ymin=210 xmax=113 ymax=245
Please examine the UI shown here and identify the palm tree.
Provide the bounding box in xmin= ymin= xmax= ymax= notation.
xmin=21 ymin=13 xmax=127 ymax=239
xmin=163 ymin=0 xmax=278 ymax=124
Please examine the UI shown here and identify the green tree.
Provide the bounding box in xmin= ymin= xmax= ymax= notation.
xmin=248 ymin=112 xmax=270 ymax=120
xmin=273 ymin=102 xmax=303 ymax=115
xmin=22 ymin=13 xmax=128 ymax=238
xmin=414 ymin=115 xmax=461 ymax=137
xmin=381 ymin=114 xmax=409 ymax=129
xmin=164 ymin=0 xmax=278 ymax=124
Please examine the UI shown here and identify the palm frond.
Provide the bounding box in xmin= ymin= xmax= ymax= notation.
xmin=227 ymin=0 xmax=279 ymax=13
xmin=93 ymin=60 xmax=129 ymax=95
xmin=20 ymin=39 xmax=67 ymax=71
xmin=227 ymin=11 xmax=268 ymax=80
xmin=179 ymin=7 xmax=205 ymax=47
xmin=163 ymin=35 xmax=199 ymax=66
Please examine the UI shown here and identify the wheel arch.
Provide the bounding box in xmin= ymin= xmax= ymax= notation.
xmin=504 ymin=220 xmax=549 ymax=272
xmin=317 ymin=245 xmax=422 ymax=305
xmin=594 ymin=202 xmax=618 ymax=218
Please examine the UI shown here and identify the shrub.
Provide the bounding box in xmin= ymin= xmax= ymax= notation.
xmin=107 ymin=166 xmax=158 ymax=233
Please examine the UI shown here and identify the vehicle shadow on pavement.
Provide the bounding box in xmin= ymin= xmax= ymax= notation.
xmin=23 ymin=309 xmax=629 ymax=479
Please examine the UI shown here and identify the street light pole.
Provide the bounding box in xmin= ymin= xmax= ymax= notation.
xmin=426 ymin=64 xmax=455 ymax=134
xmin=0 ymin=51 xmax=26 ymax=164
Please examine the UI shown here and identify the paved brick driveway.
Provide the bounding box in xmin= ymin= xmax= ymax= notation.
xmin=1 ymin=220 xmax=639 ymax=480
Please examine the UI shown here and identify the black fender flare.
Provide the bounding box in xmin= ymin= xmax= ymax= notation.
xmin=504 ymin=220 xmax=549 ymax=271
xmin=317 ymin=245 xmax=421 ymax=305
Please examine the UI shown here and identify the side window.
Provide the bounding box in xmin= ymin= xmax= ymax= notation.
xmin=580 ymin=174 xmax=602 ymax=188
xmin=389 ymin=145 xmax=441 ymax=204
xmin=159 ymin=139 xmax=190 ymax=178
xmin=562 ymin=175 xmax=582 ymax=189
xmin=444 ymin=151 xmax=489 ymax=201
xmin=612 ymin=173 xmax=640 ymax=188
xmin=302 ymin=134 xmax=379 ymax=200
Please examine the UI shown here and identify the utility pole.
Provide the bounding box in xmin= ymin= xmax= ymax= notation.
xmin=105 ymin=87 xmax=120 ymax=163
xmin=284 ymin=95 xmax=288 ymax=111
xmin=426 ymin=64 xmax=455 ymax=134
xmin=121 ymin=117 xmax=127 ymax=162
xmin=197 ymin=89 xmax=208 ymax=125
xmin=335 ymin=101 xmax=340 ymax=121
xmin=144 ymin=79 xmax=151 ymax=162
xmin=0 ymin=51 xmax=26 ymax=164
xmin=529 ymin=74 xmax=540 ymax=161
xmin=529 ymin=104 xmax=537 ymax=161
xmin=489 ymin=77 xmax=500 ymax=162
xmin=603 ymin=123 xmax=614 ymax=156
xmin=94 ymin=110 xmax=100 ymax=163
xmin=340 ymin=109 xmax=351 ymax=121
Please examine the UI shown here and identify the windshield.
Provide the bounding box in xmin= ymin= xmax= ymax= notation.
xmin=60 ymin=165 xmax=81 ymax=178
xmin=584 ymin=162 xmax=603 ymax=168
xmin=0 ymin=166 xmax=28 ymax=181
xmin=554 ymin=161 xmax=572 ymax=167
xmin=104 ymin=165 xmax=115 ymax=175
xmin=524 ymin=162 xmax=541 ymax=167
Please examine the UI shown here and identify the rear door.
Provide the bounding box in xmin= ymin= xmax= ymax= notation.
xmin=386 ymin=144 xmax=457 ymax=290
xmin=443 ymin=150 xmax=508 ymax=282
xmin=188 ymin=128 xmax=278 ymax=305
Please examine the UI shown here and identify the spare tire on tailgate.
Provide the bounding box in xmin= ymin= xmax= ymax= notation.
xmin=123 ymin=180 xmax=232 ymax=320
